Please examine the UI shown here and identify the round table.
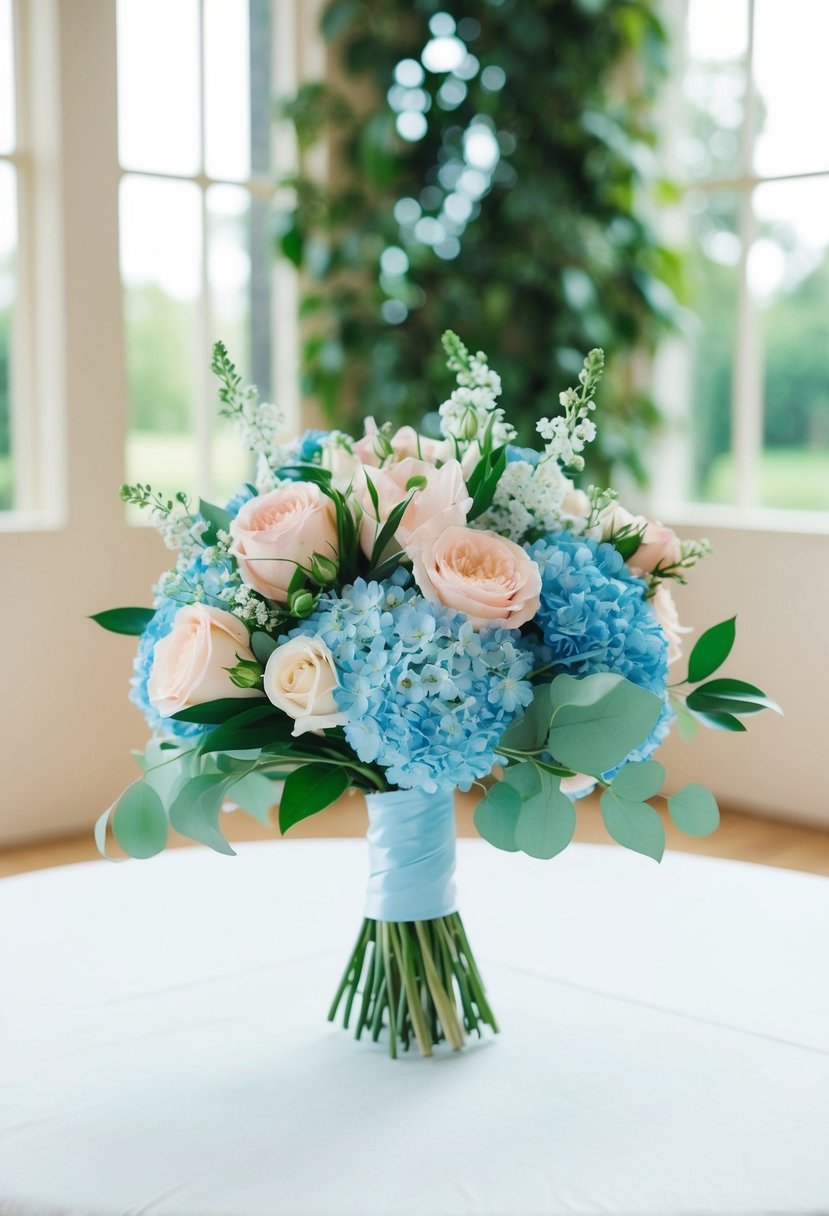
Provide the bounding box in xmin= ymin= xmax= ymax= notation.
xmin=2 ymin=840 xmax=828 ymax=1216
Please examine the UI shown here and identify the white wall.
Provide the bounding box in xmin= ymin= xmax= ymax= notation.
xmin=659 ymin=521 xmax=829 ymax=826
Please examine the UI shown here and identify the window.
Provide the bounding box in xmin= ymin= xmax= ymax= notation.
xmin=117 ymin=0 xmax=289 ymax=509
xmin=0 ymin=0 xmax=17 ymax=511
xmin=674 ymin=0 xmax=829 ymax=513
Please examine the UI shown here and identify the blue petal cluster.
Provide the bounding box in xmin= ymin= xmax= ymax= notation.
xmin=527 ymin=533 xmax=671 ymax=768
xmin=289 ymin=578 xmax=534 ymax=793
xmin=129 ymin=599 xmax=203 ymax=739
xmin=528 ymin=534 xmax=668 ymax=693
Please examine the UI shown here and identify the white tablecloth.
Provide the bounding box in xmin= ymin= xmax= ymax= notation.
xmin=1 ymin=840 xmax=828 ymax=1216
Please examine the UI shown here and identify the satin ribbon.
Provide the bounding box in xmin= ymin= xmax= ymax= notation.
xmin=364 ymin=787 xmax=458 ymax=922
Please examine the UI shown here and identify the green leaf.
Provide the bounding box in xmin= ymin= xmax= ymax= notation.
xmin=467 ymin=446 xmax=507 ymax=522
xmin=548 ymin=673 xmax=662 ymax=776
xmin=473 ymin=780 xmax=522 ymax=852
xmin=368 ymin=491 xmax=414 ymax=569
xmin=609 ymin=760 xmax=665 ymax=801
xmin=685 ymin=678 xmax=781 ymax=717
xmin=198 ymin=704 xmax=290 ymax=754
xmin=172 ymin=696 xmax=268 ymax=724
xmin=278 ymin=763 xmax=348 ymax=833
xmin=687 ymin=617 xmax=736 ymax=684
xmin=251 ymin=632 xmax=278 ymax=666
xmin=667 ymin=784 xmax=720 ymax=837
xmin=169 ymin=775 xmax=235 ymax=855
xmin=94 ymin=805 xmax=122 ymax=861
xmin=198 ymin=498 xmax=233 ymax=544
xmin=229 ymin=772 xmax=278 ymax=825
xmin=112 ymin=780 xmax=168 ymax=859
xmin=499 ymin=684 xmax=553 ymax=753
xmin=600 ymin=789 xmax=665 ymax=861
xmin=89 ymin=607 xmax=155 ymax=636
xmin=514 ymin=772 xmax=576 ymax=860
xmin=691 ymin=710 xmax=747 ymax=732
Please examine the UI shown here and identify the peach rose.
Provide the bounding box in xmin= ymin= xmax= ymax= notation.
xmin=357 ymin=457 xmax=471 ymax=559
xmin=413 ymin=525 xmax=541 ymax=629
xmin=650 ymin=583 xmax=691 ymax=666
xmin=263 ymin=636 xmax=347 ymax=736
xmin=630 ymin=521 xmax=682 ymax=576
xmin=230 ymin=483 xmax=338 ymax=603
xmin=147 ymin=604 xmax=259 ymax=717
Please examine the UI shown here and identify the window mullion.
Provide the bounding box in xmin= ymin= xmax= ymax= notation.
xmin=732 ymin=0 xmax=762 ymax=510
xmin=194 ymin=0 xmax=213 ymax=501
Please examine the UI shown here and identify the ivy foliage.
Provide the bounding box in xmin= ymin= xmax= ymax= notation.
xmin=277 ymin=0 xmax=684 ymax=481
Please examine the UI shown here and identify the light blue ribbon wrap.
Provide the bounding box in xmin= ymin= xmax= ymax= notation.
xmin=364 ymin=788 xmax=458 ymax=923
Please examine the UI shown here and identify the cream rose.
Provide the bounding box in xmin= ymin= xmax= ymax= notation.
xmin=357 ymin=457 xmax=471 ymax=559
xmin=230 ymin=483 xmax=338 ymax=603
xmin=263 ymin=636 xmax=347 ymax=736
xmin=413 ymin=525 xmax=541 ymax=630
xmin=560 ymin=486 xmax=590 ymax=519
xmin=147 ymin=604 xmax=259 ymax=717
xmin=650 ymin=583 xmax=691 ymax=666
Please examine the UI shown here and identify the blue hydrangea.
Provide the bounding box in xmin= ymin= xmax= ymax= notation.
xmin=129 ymin=599 xmax=204 ymax=739
xmin=224 ymin=485 xmax=255 ymax=517
xmin=526 ymin=533 xmax=671 ymax=769
xmin=296 ymin=429 xmax=329 ymax=463
xmin=506 ymin=444 xmax=541 ymax=467
xmin=288 ymin=578 xmax=534 ymax=793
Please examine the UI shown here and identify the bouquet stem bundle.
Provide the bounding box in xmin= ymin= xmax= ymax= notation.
xmin=328 ymin=913 xmax=497 ymax=1058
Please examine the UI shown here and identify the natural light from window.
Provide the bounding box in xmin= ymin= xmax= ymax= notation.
xmin=681 ymin=0 xmax=829 ymax=512
xmin=116 ymin=0 xmax=276 ymax=511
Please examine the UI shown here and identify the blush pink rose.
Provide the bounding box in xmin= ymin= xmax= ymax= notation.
xmin=650 ymin=583 xmax=691 ymax=666
xmin=352 ymin=418 xmax=386 ymax=468
xmin=413 ymin=525 xmax=541 ymax=629
xmin=147 ymin=604 xmax=259 ymax=717
xmin=357 ymin=457 xmax=471 ymax=559
xmin=630 ymin=521 xmax=682 ymax=576
xmin=388 ymin=426 xmax=454 ymax=465
xmin=230 ymin=483 xmax=338 ymax=603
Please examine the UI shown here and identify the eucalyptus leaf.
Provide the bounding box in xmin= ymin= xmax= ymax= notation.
xmin=502 ymin=760 xmax=543 ymax=800
xmin=668 ymin=784 xmax=720 ymax=837
xmin=499 ymin=686 xmax=553 ymax=753
xmin=514 ymin=773 xmax=576 ymax=860
xmin=687 ymin=617 xmax=736 ymax=684
xmin=548 ymin=675 xmax=662 ymax=776
xmin=169 ymin=775 xmax=235 ymax=855
xmin=669 ymin=693 xmax=698 ymax=742
xmin=473 ymin=781 xmax=522 ymax=852
xmin=229 ymin=772 xmax=278 ymax=824
xmin=609 ymin=760 xmax=665 ymax=801
xmin=278 ymin=764 xmax=348 ymax=833
xmin=600 ymin=789 xmax=665 ymax=862
xmin=112 ymin=780 xmax=168 ymax=859
xmin=89 ymin=607 xmax=155 ymax=636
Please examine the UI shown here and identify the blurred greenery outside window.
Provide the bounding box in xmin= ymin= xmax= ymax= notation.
xmin=116 ymin=0 xmax=281 ymax=512
xmin=0 ymin=0 xmax=18 ymax=511
xmin=678 ymin=0 xmax=829 ymax=511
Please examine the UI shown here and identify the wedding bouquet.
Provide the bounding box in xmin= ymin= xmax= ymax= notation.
xmin=94 ymin=332 xmax=777 ymax=1058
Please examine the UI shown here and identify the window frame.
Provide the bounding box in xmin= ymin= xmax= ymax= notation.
xmin=652 ymin=0 xmax=829 ymax=531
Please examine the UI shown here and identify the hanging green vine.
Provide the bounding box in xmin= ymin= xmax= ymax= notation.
xmin=277 ymin=0 xmax=684 ymax=483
